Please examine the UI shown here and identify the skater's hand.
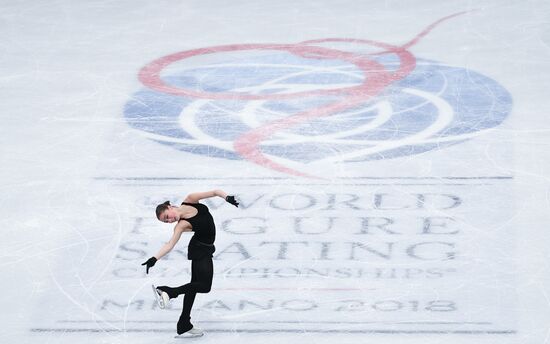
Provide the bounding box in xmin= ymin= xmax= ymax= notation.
xmin=141 ymin=256 xmax=157 ymax=274
xmin=225 ymin=195 xmax=239 ymax=207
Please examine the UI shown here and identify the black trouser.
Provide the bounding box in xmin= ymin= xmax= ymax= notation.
xmin=158 ymin=256 xmax=213 ymax=334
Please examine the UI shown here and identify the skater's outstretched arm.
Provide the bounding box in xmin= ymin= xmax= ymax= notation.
xmin=142 ymin=220 xmax=189 ymax=273
xmin=184 ymin=189 xmax=227 ymax=203
xmin=154 ymin=224 xmax=187 ymax=260
xmin=184 ymin=189 xmax=239 ymax=207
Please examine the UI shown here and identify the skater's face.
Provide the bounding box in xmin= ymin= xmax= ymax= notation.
xmin=159 ymin=207 xmax=179 ymax=223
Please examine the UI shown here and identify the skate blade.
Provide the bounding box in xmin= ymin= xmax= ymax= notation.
xmin=174 ymin=332 xmax=204 ymax=338
xmin=151 ymin=284 xmax=165 ymax=309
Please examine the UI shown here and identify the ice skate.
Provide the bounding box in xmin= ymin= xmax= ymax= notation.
xmin=174 ymin=327 xmax=204 ymax=338
xmin=151 ymin=284 xmax=170 ymax=309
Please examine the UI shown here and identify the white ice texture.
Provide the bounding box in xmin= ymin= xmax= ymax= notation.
xmin=1 ymin=1 xmax=550 ymax=343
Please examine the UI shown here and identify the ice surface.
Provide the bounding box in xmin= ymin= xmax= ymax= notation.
xmin=2 ymin=1 xmax=550 ymax=343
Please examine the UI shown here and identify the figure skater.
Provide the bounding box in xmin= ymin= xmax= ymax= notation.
xmin=141 ymin=189 xmax=239 ymax=338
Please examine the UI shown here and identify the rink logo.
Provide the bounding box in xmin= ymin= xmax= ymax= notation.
xmin=125 ymin=16 xmax=512 ymax=178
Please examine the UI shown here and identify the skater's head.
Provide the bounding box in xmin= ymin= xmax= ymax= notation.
xmin=156 ymin=201 xmax=179 ymax=223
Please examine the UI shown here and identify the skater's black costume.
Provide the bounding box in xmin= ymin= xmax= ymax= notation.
xmin=158 ymin=202 xmax=216 ymax=334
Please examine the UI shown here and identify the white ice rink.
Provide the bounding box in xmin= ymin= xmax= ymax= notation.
xmin=2 ymin=1 xmax=550 ymax=343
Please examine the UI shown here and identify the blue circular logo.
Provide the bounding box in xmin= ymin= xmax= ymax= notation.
xmin=125 ymin=38 xmax=512 ymax=177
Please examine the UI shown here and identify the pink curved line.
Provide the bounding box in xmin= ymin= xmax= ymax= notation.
xmin=141 ymin=43 xmax=392 ymax=179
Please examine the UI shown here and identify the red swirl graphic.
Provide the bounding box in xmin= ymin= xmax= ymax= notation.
xmin=139 ymin=12 xmax=472 ymax=179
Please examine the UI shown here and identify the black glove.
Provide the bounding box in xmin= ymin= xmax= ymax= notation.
xmin=141 ymin=256 xmax=157 ymax=274
xmin=225 ymin=195 xmax=239 ymax=207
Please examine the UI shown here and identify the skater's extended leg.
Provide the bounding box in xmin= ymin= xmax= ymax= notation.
xmin=162 ymin=257 xmax=213 ymax=298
